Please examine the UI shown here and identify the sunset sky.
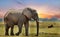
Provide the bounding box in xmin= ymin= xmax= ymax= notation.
xmin=0 ymin=0 xmax=60 ymax=18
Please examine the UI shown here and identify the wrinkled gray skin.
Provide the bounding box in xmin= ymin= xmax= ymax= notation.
xmin=4 ymin=8 xmax=39 ymax=36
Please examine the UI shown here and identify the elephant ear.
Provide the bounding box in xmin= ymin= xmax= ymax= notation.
xmin=22 ymin=8 xmax=33 ymax=19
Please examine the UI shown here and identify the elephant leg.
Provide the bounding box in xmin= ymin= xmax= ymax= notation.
xmin=15 ymin=22 xmax=23 ymax=36
xmin=24 ymin=21 xmax=29 ymax=36
xmin=5 ymin=24 xmax=10 ymax=36
xmin=10 ymin=25 xmax=14 ymax=36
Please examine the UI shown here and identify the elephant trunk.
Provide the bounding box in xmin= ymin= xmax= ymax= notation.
xmin=36 ymin=19 xmax=39 ymax=36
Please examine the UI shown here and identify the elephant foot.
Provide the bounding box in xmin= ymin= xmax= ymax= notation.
xmin=5 ymin=33 xmax=9 ymax=36
xmin=25 ymin=35 xmax=28 ymax=36
xmin=35 ymin=34 xmax=38 ymax=36
xmin=15 ymin=33 xmax=19 ymax=36
xmin=10 ymin=33 xmax=14 ymax=36
xmin=25 ymin=33 xmax=28 ymax=36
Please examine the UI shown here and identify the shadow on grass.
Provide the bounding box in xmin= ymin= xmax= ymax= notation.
xmin=30 ymin=32 xmax=60 ymax=37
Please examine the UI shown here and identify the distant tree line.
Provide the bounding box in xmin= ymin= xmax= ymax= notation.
xmin=0 ymin=18 xmax=2 ymax=22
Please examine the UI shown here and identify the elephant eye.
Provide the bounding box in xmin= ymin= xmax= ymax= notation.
xmin=33 ymin=10 xmax=36 ymax=12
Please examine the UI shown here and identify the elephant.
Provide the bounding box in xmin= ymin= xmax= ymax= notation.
xmin=4 ymin=8 xmax=39 ymax=36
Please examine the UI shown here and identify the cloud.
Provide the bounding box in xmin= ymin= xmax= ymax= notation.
xmin=55 ymin=14 xmax=60 ymax=18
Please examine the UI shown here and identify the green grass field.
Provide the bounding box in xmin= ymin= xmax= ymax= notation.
xmin=0 ymin=21 xmax=60 ymax=37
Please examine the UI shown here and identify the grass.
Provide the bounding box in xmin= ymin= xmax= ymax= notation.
xmin=0 ymin=21 xmax=60 ymax=37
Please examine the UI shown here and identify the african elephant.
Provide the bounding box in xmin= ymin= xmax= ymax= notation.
xmin=4 ymin=8 xmax=39 ymax=36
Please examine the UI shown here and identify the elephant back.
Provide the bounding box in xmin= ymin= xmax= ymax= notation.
xmin=22 ymin=8 xmax=33 ymax=19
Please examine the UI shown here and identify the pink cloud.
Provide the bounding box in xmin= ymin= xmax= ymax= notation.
xmin=55 ymin=14 xmax=60 ymax=18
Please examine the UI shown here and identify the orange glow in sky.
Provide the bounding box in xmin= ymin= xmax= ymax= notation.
xmin=28 ymin=5 xmax=55 ymax=18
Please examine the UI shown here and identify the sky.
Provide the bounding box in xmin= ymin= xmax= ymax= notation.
xmin=0 ymin=0 xmax=60 ymax=18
